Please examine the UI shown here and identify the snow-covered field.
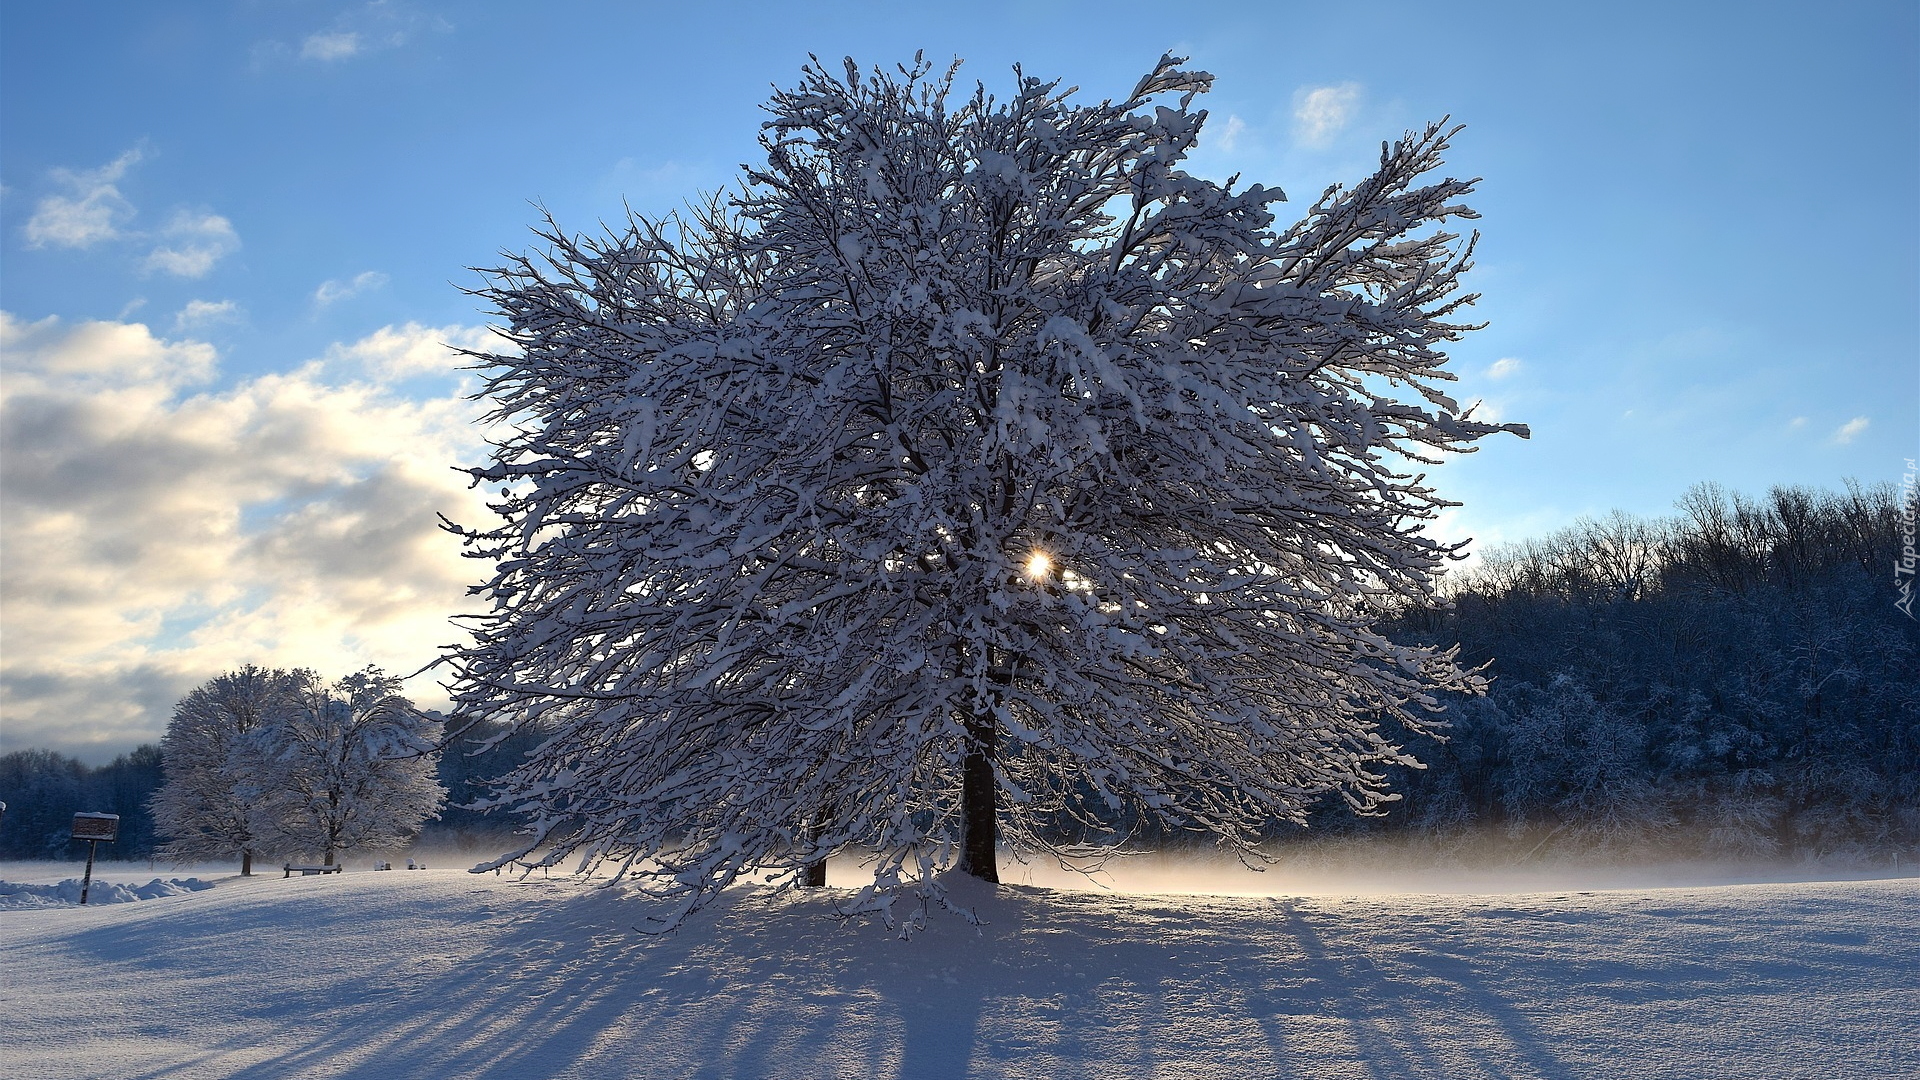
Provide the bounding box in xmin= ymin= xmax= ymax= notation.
xmin=2 ymin=860 xmax=1915 ymax=1079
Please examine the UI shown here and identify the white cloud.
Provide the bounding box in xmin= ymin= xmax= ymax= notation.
xmin=0 ymin=313 xmax=494 ymax=760
xmin=1486 ymin=357 xmax=1523 ymax=380
xmin=25 ymin=154 xmax=241 ymax=279
xmin=1788 ymin=416 xmax=1808 ymax=431
xmin=1213 ymin=115 xmax=1246 ymax=153
xmin=2 ymin=312 xmax=217 ymax=386
xmin=327 ymin=321 xmax=493 ymax=381
xmin=1831 ymin=416 xmax=1870 ymax=445
xmin=314 ymin=270 xmax=390 ymax=307
xmin=301 ymin=31 xmax=362 ymax=61
xmin=143 ymin=210 xmax=240 ymax=278
xmin=261 ymin=5 xmax=450 ymax=70
xmin=1292 ymin=83 xmax=1363 ymax=148
xmin=1464 ymin=397 xmax=1505 ymax=423
xmin=174 ymin=299 xmax=240 ymax=332
xmin=23 ymin=150 xmax=143 ymax=249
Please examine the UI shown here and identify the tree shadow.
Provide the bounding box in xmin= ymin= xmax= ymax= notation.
xmin=1265 ymin=898 xmax=1569 ymax=1079
xmin=53 ymin=878 xmax=1593 ymax=1079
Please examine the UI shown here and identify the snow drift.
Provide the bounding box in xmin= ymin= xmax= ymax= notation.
xmin=0 ymin=875 xmax=214 ymax=909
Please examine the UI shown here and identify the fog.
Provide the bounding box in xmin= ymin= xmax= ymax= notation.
xmin=17 ymin=833 xmax=1912 ymax=898
xmin=987 ymin=844 xmax=1915 ymax=897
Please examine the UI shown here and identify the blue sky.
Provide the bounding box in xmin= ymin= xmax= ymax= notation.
xmin=3 ymin=1 xmax=1916 ymax=761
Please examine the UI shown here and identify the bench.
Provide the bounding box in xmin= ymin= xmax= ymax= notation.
xmin=283 ymin=863 xmax=344 ymax=878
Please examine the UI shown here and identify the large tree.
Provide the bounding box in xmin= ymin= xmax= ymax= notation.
xmin=151 ymin=665 xmax=300 ymax=875
xmin=254 ymin=668 xmax=445 ymax=866
xmin=445 ymin=54 xmax=1526 ymax=925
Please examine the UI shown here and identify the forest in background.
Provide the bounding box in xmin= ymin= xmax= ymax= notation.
xmin=3 ymin=481 xmax=1914 ymax=865
xmin=1322 ymin=480 xmax=1918 ymax=860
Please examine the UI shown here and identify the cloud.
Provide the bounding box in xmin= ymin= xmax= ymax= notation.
xmin=20 ymin=152 xmax=240 ymax=278
xmin=143 ymin=210 xmax=241 ymax=278
xmin=327 ymin=321 xmax=493 ymax=381
xmin=314 ymin=270 xmax=390 ymax=307
xmin=301 ymin=31 xmax=361 ymax=61
xmin=258 ymin=4 xmax=450 ymax=70
xmin=1292 ymin=83 xmax=1363 ymax=148
xmin=0 ymin=313 xmax=494 ymax=761
xmin=1213 ymin=115 xmax=1246 ymax=153
xmin=174 ymin=299 xmax=240 ymax=332
xmin=1830 ymin=416 xmax=1869 ymax=445
xmin=1486 ymin=357 xmax=1523 ymax=380
xmin=1464 ymin=398 xmax=1505 ymax=423
xmin=2 ymin=312 xmax=217 ymax=386
xmin=23 ymin=150 xmax=143 ymax=249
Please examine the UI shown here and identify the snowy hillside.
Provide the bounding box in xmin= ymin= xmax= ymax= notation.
xmin=2 ymin=867 xmax=1915 ymax=1079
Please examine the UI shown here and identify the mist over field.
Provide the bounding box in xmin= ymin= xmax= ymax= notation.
xmin=17 ymin=830 xmax=1910 ymax=902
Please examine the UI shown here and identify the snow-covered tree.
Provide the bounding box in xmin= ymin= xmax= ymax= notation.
xmin=445 ymin=54 xmax=1527 ymax=925
xmin=255 ymin=667 xmax=445 ymax=866
xmin=1492 ymin=675 xmax=1670 ymax=847
xmin=151 ymin=665 xmax=300 ymax=875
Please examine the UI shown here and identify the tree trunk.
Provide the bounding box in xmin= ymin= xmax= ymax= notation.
xmin=324 ymin=790 xmax=340 ymax=866
xmin=799 ymin=814 xmax=826 ymax=887
xmin=241 ymin=848 xmax=252 ymax=877
xmin=957 ymin=709 xmax=999 ymax=883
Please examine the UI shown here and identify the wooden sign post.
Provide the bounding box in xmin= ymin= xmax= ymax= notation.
xmin=71 ymin=813 xmax=120 ymax=905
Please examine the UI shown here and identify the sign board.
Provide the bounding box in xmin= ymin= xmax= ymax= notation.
xmin=71 ymin=812 xmax=120 ymax=842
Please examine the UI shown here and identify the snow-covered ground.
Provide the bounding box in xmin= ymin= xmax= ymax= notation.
xmin=2 ymin=861 xmax=1914 ymax=1079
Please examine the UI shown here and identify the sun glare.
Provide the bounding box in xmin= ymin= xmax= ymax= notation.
xmin=1024 ymin=551 xmax=1052 ymax=579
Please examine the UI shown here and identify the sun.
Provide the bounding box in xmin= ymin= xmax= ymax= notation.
xmin=1024 ymin=551 xmax=1052 ymax=579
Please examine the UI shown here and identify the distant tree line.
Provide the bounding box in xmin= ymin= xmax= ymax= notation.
xmin=1328 ymin=480 xmax=1920 ymax=858
xmin=0 ymin=745 xmax=165 ymax=860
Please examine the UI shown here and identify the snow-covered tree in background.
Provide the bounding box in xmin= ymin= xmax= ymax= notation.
xmin=1492 ymin=675 xmax=1671 ymax=847
xmin=255 ymin=668 xmax=445 ymax=866
xmin=445 ymin=54 xmax=1526 ymax=925
xmin=151 ymin=665 xmax=301 ymax=876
